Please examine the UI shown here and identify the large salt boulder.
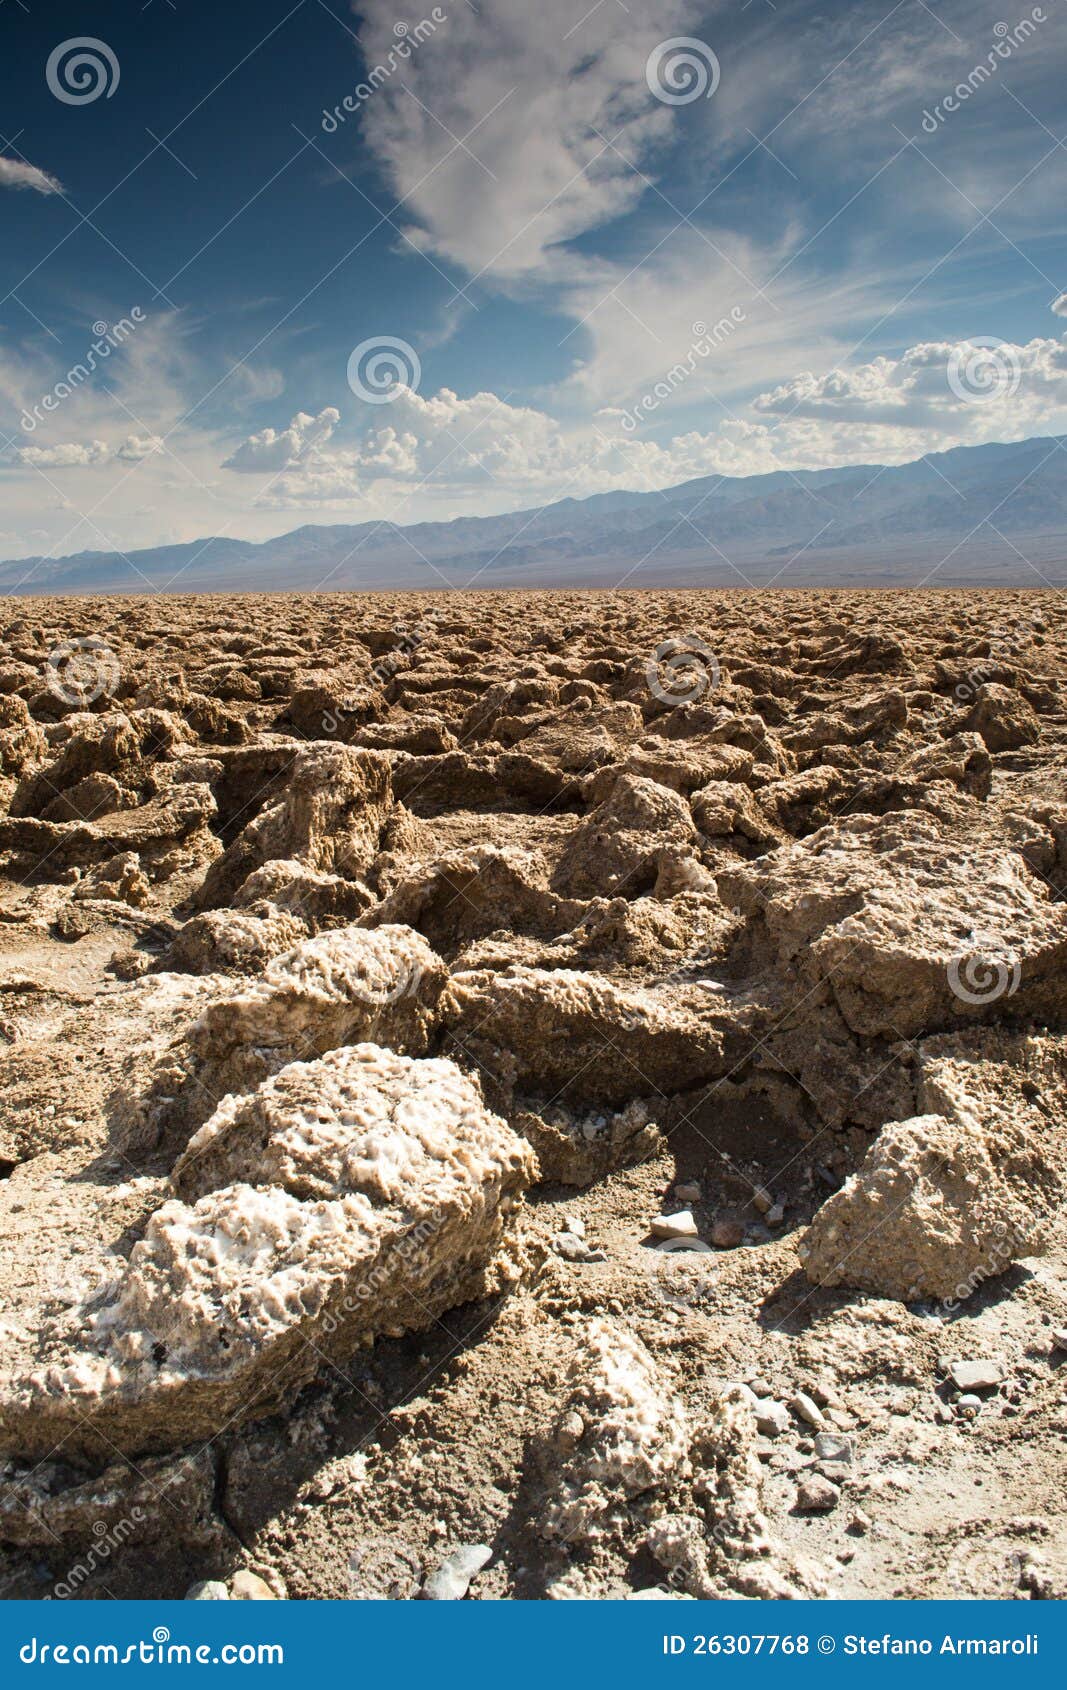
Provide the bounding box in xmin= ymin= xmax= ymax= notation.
xmin=0 ymin=693 xmax=45 ymax=776
xmin=164 ymin=905 xmax=309 ymax=974
xmin=722 ymin=810 xmax=1067 ymax=1037
xmin=114 ymin=924 xmax=448 ymax=1155
xmin=800 ymin=1083 xmax=1060 ymax=1303
xmin=965 ymin=682 xmax=1041 ymax=752
xmin=552 ymin=773 xmax=696 ymax=898
xmin=447 ymin=964 xmax=736 ymax=1106
xmin=197 ymin=923 xmax=446 ymax=1057
xmin=539 ymin=1320 xmax=690 ymax=1543
xmin=0 ymin=1045 xmax=535 ymax=1461
xmin=197 ymin=743 xmax=393 ymax=906
xmin=368 ymin=844 xmax=584 ymax=956
xmin=173 ymin=1043 xmax=511 ymax=1203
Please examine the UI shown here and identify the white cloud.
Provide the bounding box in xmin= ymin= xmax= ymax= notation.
xmin=17 ymin=440 xmax=112 ymax=468
xmin=17 ymin=434 xmax=164 ymax=469
xmin=222 ymin=386 xmax=728 ymax=508
xmin=1052 ymin=293 xmax=1067 ymax=318
xmin=345 ymin=0 xmax=962 ymax=437
xmin=222 ymin=407 xmax=340 ymax=473
xmin=0 ymin=156 xmax=63 ymax=195
xmin=215 ymin=385 xmax=870 ymax=512
xmin=753 ymin=335 xmax=1067 ymax=436
xmin=356 ymin=0 xmax=694 ymax=282
xmin=225 ymin=325 xmax=1067 ymax=517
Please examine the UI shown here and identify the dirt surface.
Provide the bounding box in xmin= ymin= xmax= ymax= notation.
xmin=0 ymin=588 xmax=1064 ymax=1603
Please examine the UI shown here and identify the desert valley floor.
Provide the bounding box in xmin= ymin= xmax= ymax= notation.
xmin=0 ymin=588 xmax=1064 ymax=1602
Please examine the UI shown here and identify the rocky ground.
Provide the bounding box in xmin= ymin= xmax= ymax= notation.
xmin=0 ymin=587 xmax=1064 ymax=1604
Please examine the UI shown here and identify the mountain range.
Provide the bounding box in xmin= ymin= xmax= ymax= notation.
xmin=3 ymin=434 xmax=1067 ymax=595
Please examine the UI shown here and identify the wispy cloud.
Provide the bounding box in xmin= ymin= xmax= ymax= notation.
xmin=0 ymin=156 xmax=64 ymax=195
xmin=357 ymin=0 xmax=693 ymax=282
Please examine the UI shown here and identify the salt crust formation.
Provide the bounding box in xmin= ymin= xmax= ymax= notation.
xmin=0 ymin=589 xmax=1064 ymax=1597
xmin=0 ymin=1044 xmax=534 ymax=1461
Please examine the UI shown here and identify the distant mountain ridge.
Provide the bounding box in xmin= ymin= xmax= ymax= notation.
xmin=3 ymin=434 xmax=1067 ymax=594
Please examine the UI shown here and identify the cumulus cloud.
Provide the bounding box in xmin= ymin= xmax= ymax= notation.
xmin=224 ymin=388 xmax=609 ymax=505
xmin=225 ymin=326 xmax=1067 ymax=515
xmin=1052 ymin=294 xmax=1067 ymax=318
xmin=753 ymin=336 xmax=1067 ymax=434
xmin=220 ymin=386 xmax=832 ymax=510
xmin=350 ymin=387 xmax=582 ymax=487
xmin=17 ymin=434 xmax=164 ymax=469
xmin=222 ymin=387 xmax=702 ymax=507
xmin=0 ymin=156 xmax=63 ymax=195
xmin=222 ymin=408 xmax=341 ymax=473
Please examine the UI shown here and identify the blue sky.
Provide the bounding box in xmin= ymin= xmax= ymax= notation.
xmin=1 ymin=0 xmax=1067 ymax=563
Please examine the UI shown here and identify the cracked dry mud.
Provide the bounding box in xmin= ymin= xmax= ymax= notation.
xmin=0 ymin=588 xmax=1064 ymax=1602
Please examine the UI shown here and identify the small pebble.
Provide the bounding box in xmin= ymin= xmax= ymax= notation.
xmin=710 ymin=1217 xmax=744 ymax=1249
xmin=948 ymin=1359 xmax=1003 ymax=1392
xmin=752 ymin=1186 xmax=773 ymax=1214
xmin=766 ymin=1202 xmax=785 ymax=1225
xmin=230 ymin=1571 xmax=276 ymax=1600
xmin=795 ymin=1474 xmax=839 ymax=1513
xmin=813 ymin=1432 xmax=852 ymax=1465
xmin=754 ymin=1399 xmax=791 ymax=1438
xmin=556 ymin=1410 xmax=585 ymax=1451
xmin=651 ymin=1210 xmax=698 ymax=1240
xmin=186 ymin=1581 xmax=229 ymax=1601
xmin=847 ymin=1510 xmax=872 ymax=1536
xmin=956 ymin=1394 xmax=982 ymax=1419
xmin=791 ymin=1391 xmax=827 ymax=1429
xmin=421 ymin=1543 xmax=492 ymax=1601
xmin=1050 ymin=1328 xmax=1067 ymax=1353
xmin=553 ymin=1231 xmax=605 ymax=1262
xmin=673 ymin=1182 xmax=702 ymax=1203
